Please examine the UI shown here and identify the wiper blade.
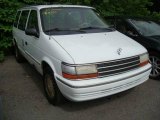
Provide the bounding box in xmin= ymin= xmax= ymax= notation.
xmin=80 ymin=26 xmax=101 ymax=30
xmin=44 ymin=28 xmax=63 ymax=32
xmin=45 ymin=28 xmax=86 ymax=33
xmin=45 ymin=27 xmax=114 ymax=33
xmin=80 ymin=26 xmax=115 ymax=31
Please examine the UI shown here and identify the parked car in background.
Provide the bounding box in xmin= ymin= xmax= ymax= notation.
xmin=12 ymin=5 xmax=151 ymax=105
xmin=105 ymin=16 xmax=160 ymax=79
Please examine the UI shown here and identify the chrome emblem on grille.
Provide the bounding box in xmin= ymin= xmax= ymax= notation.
xmin=117 ymin=48 xmax=122 ymax=55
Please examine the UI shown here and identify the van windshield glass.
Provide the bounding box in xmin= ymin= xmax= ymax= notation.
xmin=40 ymin=7 xmax=111 ymax=35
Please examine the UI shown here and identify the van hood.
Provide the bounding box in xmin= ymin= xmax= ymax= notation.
xmin=52 ymin=31 xmax=147 ymax=64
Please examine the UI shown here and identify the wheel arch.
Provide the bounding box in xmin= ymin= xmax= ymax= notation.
xmin=13 ymin=38 xmax=17 ymax=46
xmin=148 ymin=48 xmax=160 ymax=55
xmin=41 ymin=57 xmax=57 ymax=76
xmin=42 ymin=57 xmax=64 ymax=105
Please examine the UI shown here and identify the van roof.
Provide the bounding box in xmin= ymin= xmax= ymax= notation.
xmin=19 ymin=5 xmax=93 ymax=10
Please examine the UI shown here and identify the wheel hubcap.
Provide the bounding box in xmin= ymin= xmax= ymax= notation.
xmin=149 ymin=56 xmax=160 ymax=77
xmin=45 ymin=74 xmax=55 ymax=98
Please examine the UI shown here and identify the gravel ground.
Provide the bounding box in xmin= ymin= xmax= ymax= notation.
xmin=0 ymin=56 xmax=160 ymax=120
xmin=0 ymin=96 xmax=2 ymax=120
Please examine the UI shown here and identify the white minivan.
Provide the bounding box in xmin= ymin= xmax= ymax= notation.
xmin=12 ymin=5 xmax=151 ymax=105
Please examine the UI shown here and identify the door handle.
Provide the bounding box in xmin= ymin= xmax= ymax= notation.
xmin=25 ymin=41 xmax=28 ymax=45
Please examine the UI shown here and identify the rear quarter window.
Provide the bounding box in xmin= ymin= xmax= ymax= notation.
xmin=18 ymin=10 xmax=29 ymax=31
xmin=13 ymin=11 xmax=21 ymax=27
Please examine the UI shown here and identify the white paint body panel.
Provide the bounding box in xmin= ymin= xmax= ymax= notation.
xmin=52 ymin=31 xmax=147 ymax=64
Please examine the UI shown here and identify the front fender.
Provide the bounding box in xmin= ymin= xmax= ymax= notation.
xmin=41 ymin=56 xmax=62 ymax=77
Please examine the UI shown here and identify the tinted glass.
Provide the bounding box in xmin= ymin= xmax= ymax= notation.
xmin=27 ymin=10 xmax=39 ymax=32
xmin=14 ymin=11 xmax=21 ymax=27
xmin=18 ymin=10 xmax=29 ymax=31
xmin=130 ymin=19 xmax=160 ymax=36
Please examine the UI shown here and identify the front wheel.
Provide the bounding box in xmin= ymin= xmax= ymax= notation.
xmin=149 ymin=52 xmax=160 ymax=80
xmin=43 ymin=67 xmax=64 ymax=105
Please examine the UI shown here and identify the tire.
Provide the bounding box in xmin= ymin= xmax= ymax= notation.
xmin=14 ymin=45 xmax=24 ymax=63
xmin=149 ymin=52 xmax=160 ymax=80
xmin=43 ymin=67 xmax=64 ymax=105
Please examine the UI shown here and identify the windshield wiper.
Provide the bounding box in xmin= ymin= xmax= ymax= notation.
xmin=45 ymin=28 xmax=86 ymax=33
xmin=45 ymin=27 xmax=114 ymax=33
xmin=45 ymin=28 xmax=65 ymax=32
xmin=80 ymin=26 xmax=115 ymax=31
xmin=80 ymin=26 xmax=101 ymax=30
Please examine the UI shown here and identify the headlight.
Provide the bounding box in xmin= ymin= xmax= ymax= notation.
xmin=139 ymin=53 xmax=149 ymax=67
xmin=76 ymin=65 xmax=97 ymax=74
xmin=61 ymin=62 xmax=98 ymax=80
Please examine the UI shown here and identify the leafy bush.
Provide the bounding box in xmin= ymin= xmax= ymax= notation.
xmin=0 ymin=0 xmax=20 ymax=61
xmin=0 ymin=0 xmax=43 ymax=61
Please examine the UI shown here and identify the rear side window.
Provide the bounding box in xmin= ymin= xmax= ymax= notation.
xmin=27 ymin=10 xmax=39 ymax=32
xmin=14 ymin=11 xmax=21 ymax=27
xmin=18 ymin=10 xmax=29 ymax=31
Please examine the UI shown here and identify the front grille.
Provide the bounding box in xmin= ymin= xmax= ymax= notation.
xmin=97 ymin=56 xmax=140 ymax=77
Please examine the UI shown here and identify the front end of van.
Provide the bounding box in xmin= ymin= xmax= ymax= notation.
xmin=55 ymin=52 xmax=151 ymax=101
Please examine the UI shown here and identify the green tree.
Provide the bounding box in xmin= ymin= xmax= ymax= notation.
xmin=97 ymin=0 xmax=153 ymax=17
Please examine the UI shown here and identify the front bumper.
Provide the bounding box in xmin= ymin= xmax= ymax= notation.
xmin=55 ymin=64 xmax=151 ymax=102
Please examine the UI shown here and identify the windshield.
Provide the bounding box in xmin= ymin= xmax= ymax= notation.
xmin=40 ymin=7 xmax=111 ymax=35
xmin=130 ymin=19 xmax=160 ymax=36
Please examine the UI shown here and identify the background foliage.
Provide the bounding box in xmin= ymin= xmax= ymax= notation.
xmin=0 ymin=0 xmax=159 ymax=62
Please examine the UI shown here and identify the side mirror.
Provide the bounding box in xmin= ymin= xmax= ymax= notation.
xmin=25 ymin=28 xmax=39 ymax=38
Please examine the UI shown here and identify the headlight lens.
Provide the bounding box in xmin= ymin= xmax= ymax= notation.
xmin=140 ymin=53 xmax=149 ymax=67
xmin=76 ymin=65 xmax=97 ymax=74
xmin=62 ymin=63 xmax=98 ymax=80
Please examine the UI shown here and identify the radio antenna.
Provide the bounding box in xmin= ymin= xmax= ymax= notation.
xmin=49 ymin=0 xmax=51 ymax=40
